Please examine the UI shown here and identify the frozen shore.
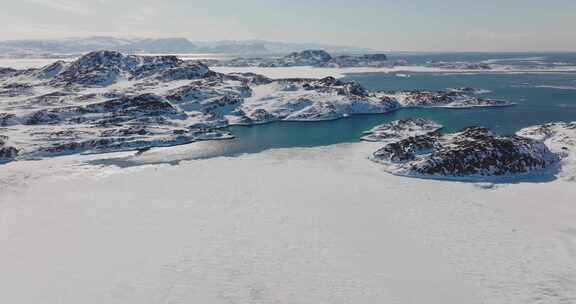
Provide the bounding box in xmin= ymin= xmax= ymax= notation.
xmin=1 ymin=142 xmax=575 ymax=303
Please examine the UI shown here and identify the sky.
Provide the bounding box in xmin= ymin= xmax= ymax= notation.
xmin=0 ymin=0 xmax=575 ymax=52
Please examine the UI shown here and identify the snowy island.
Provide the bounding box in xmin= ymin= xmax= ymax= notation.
xmin=0 ymin=50 xmax=512 ymax=162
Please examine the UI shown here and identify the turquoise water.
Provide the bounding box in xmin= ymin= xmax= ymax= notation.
xmin=345 ymin=72 xmax=576 ymax=135
xmin=202 ymin=72 xmax=575 ymax=156
xmin=152 ymin=54 xmax=576 ymax=159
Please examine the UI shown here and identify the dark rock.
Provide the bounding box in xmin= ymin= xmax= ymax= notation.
xmin=0 ymin=83 xmax=34 ymax=97
xmin=0 ymin=113 xmax=18 ymax=126
xmin=35 ymin=60 xmax=67 ymax=79
xmin=362 ymin=118 xmax=443 ymax=142
xmin=0 ymin=137 xmax=19 ymax=161
xmin=372 ymin=127 xmax=559 ymax=178
xmin=373 ymin=132 xmax=441 ymax=162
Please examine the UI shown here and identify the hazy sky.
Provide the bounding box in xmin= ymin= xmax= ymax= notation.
xmin=1 ymin=0 xmax=575 ymax=51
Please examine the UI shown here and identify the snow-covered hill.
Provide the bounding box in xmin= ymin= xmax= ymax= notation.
xmin=517 ymin=122 xmax=576 ymax=179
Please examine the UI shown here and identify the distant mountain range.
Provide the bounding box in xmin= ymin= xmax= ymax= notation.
xmin=209 ymin=50 xmax=391 ymax=68
xmin=0 ymin=36 xmax=375 ymax=57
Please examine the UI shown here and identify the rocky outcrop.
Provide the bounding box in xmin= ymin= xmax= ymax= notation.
xmin=0 ymin=83 xmax=34 ymax=97
xmin=34 ymin=60 xmax=66 ymax=79
xmin=447 ymin=87 xmax=491 ymax=95
xmin=371 ymin=127 xmax=559 ymax=179
xmin=268 ymin=50 xmax=333 ymax=67
xmin=373 ymin=132 xmax=441 ymax=163
xmin=153 ymin=62 xmax=212 ymax=81
xmin=0 ymin=136 xmax=19 ymax=161
xmin=24 ymin=93 xmax=186 ymax=126
xmin=379 ymin=90 xmax=512 ymax=108
xmin=0 ymin=68 xmax=17 ymax=78
xmin=51 ymin=51 xmax=140 ymax=86
xmin=0 ymin=113 xmax=19 ymax=126
xmin=426 ymin=61 xmax=492 ymax=70
xmin=361 ymin=118 xmax=443 ymax=142
xmin=320 ymin=54 xmax=389 ymax=68
xmin=47 ymin=51 xmax=210 ymax=86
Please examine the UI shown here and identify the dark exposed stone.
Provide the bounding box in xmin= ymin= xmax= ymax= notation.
xmin=373 ymin=132 xmax=441 ymax=162
xmin=0 ymin=83 xmax=34 ymax=97
xmin=372 ymin=127 xmax=559 ymax=177
xmin=0 ymin=113 xmax=18 ymax=126
xmin=0 ymin=137 xmax=19 ymax=161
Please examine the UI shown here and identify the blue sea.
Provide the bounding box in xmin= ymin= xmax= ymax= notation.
xmin=168 ymin=53 xmax=575 ymax=159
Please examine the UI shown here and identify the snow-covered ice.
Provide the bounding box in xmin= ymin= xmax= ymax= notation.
xmin=1 ymin=142 xmax=575 ymax=304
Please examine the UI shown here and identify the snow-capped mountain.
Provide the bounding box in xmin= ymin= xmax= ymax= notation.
xmin=49 ymin=50 xmax=210 ymax=86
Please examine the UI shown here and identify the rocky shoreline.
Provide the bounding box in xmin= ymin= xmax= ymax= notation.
xmin=0 ymin=51 xmax=513 ymax=163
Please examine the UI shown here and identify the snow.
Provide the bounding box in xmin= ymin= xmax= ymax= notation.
xmin=518 ymin=122 xmax=576 ymax=180
xmin=1 ymin=142 xmax=576 ymax=303
xmin=230 ymin=80 xmax=399 ymax=123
